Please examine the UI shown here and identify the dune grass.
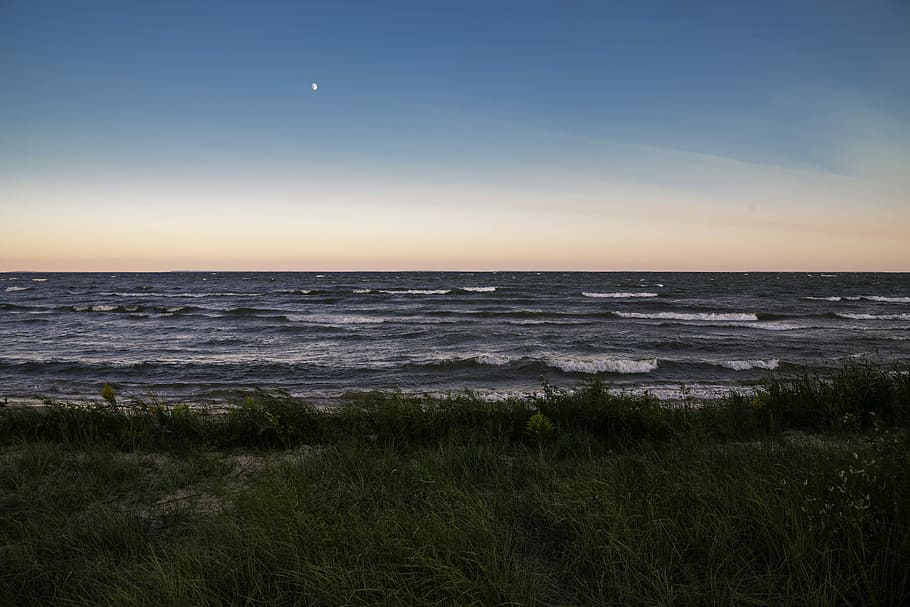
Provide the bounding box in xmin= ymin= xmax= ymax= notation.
xmin=1 ymin=360 xmax=908 ymax=605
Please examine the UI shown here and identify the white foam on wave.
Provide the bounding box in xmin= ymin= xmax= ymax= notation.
xmin=379 ymin=289 xmax=451 ymax=295
xmin=717 ymin=359 xmax=780 ymax=371
xmin=352 ymin=289 xmax=373 ymax=294
xmin=836 ymin=313 xmax=910 ymax=321
xmin=804 ymin=295 xmax=909 ymax=303
xmin=507 ymin=319 xmax=590 ymax=325
xmin=583 ymin=292 xmax=658 ymax=298
xmin=31 ymin=278 xmax=48 ymax=282
xmin=111 ymin=292 xmax=245 ymax=298
xmin=463 ymin=286 xmax=497 ymax=292
xmin=91 ymin=305 xmax=117 ymax=312
xmin=745 ymin=322 xmax=802 ymax=331
xmin=288 ymin=314 xmax=385 ymax=325
xmin=546 ymin=356 xmax=658 ymax=374
xmin=615 ymin=311 xmax=758 ymax=321
xmin=475 ymin=353 xmax=511 ymax=366
xmin=4 ymin=286 xmax=30 ymax=292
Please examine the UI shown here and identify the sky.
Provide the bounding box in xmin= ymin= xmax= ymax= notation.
xmin=1 ymin=0 xmax=908 ymax=271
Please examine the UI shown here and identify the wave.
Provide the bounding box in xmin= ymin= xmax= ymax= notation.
xmin=378 ymin=289 xmax=451 ymax=295
xmin=476 ymin=353 xmax=511 ymax=365
xmin=31 ymin=278 xmax=48 ymax=282
xmin=156 ymin=305 xmax=199 ymax=315
xmin=745 ymin=322 xmax=803 ymax=331
xmin=416 ymin=354 xmax=657 ymax=374
xmin=715 ymin=359 xmax=780 ymax=371
xmin=277 ymin=289 xmax=312 ymax=295
xmin=352 ymin=289 xmax=373 ymax=294
xmin=507 ymin=319 xmax=591 ymax=325
xmin=0 ymin=303 xmax=29 ymax=311
xmin=462 ymin=286 xmax=497 ymax=293
xmin=545 ymin=356 xmax=658 ymax=374
xmin=111 ymin=291 xmax=260 ymax=298
xmin=804 ymin=295 xmax=909 ymax=303
xmin=287 ymin=314 xmax=385 ymax=325
xmin=583 ymin=292 xmax=658 ymax=298
xmin=615 ymin=311 xmax=758 ymax=321
xmin=836 ymin=313 xmax=910 ymax=321
xmin=221 ymin=307 xmax=290 ymax=320
xmin=72 ymin=304 xmax=144 ymax=313
xmin=4 ymin=286 xmax=31 ymax=292
xmin=418 ymin=354 xmax=513 ymax=369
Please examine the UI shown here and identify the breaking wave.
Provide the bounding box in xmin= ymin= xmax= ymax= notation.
xmin=715 ymin=359 xmax=780 ymax=371
xmin=379 ymin=289 xmax=451 ymax=295
xmin=804 ymin=295 xmax=910 ymax=303
xmin=545 ymin=356 xmax=659 ymax=374
xmin=615 ymin=311 xmax=758 ymax=321
xmin=583 ymin=292 xmax=659 ymax=298
xmin=836 ymin=313 xmax=910 ymax=321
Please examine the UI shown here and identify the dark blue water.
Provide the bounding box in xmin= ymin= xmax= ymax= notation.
xmin=2 ymin=272 xmax=908 ymax=401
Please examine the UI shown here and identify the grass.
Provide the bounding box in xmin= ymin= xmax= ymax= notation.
xmin=1 ymin=360 xmax=908 ymax=605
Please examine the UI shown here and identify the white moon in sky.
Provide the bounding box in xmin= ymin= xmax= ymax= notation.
xmin=311 ymin=82 xmax=318 ymax=91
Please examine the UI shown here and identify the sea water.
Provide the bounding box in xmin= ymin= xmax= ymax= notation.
xmin=1 ymin=272 xmax=908 ymax=401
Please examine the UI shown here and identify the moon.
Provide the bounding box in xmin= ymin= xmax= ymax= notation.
xmin=311 ymin=82 xmax=318 ymax=91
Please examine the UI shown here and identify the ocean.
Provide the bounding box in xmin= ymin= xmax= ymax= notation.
xmin=1 ymin=272 xmax=908 ymax=402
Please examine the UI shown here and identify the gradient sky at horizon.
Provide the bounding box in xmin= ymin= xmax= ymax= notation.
xmin=2 ymin=0 xmax=909 ymax=271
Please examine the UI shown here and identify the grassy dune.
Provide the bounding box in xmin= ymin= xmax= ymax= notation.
xmin=1 ymin=361 xmax=909 ymax=606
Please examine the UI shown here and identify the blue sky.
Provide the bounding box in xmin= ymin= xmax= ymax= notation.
xmin=2 ymin=0 xmax=908 ymax=270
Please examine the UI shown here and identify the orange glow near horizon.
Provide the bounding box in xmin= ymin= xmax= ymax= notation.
xmin=3 ymin=149 xmax=909 ymax=272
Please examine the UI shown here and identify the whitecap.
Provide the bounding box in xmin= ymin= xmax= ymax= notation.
xmin=545 ymin=356 xmax=658 ymax=374
xmin=583 ymin=292 xmax=658 ymax=298
xmin=475 ymin=353 xmax=511 ymax=366
xmin=804 ymin=295 xmax=908 ymax=303
xmin=716 ymin=359 xmax=780 ymax=371
xmin=744 ymin=322 xmax=802 ymax=331
xmin=836 ymin=313 xmax=910 ymax=321
xmin=288 ymin=314 xmax=385 ymax=324
xmin=4 ymin=286 xmax=30 ymax=292
xmin=378 ymin=289 xmax=451 ymax=295
xmin=352 ymin=289 xmax=373 ymax=294
xmin=31 ymin=278 xmax=48 ymax=282
xmin=615 ymin=311 xmax=757 ymax=321
xmin=463 ymin=286 xmax=497 ymax=293
xmin=507 ymin=319 xmax=590 ymax=325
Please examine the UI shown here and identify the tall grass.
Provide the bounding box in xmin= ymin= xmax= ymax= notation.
xmin=1 ymin=360 xmax=908 ymax=605
xmin=4 ymin=360 xmax=908 ymax=450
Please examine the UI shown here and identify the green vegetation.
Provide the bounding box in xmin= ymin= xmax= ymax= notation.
xmin=1 ymin=361 xmax=909 ymax=605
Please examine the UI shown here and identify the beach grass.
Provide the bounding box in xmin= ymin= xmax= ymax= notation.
xmin=1 ymin=360 xmax=908 ymax=605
